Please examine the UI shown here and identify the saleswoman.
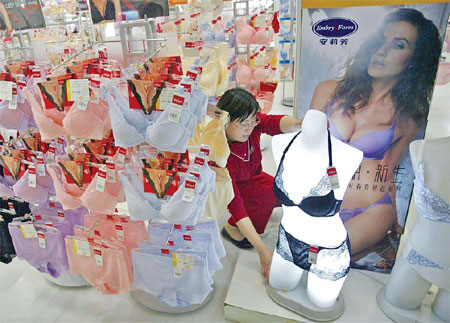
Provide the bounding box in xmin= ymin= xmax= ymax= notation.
xmin=218 ymin=88 xmax=301 ymax=280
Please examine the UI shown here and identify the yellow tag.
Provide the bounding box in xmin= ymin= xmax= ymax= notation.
xmin=73 ymin=238 xmax=78 ymax=254
xmin=250 ymin=57 xmax=256 ymax=68
xmin=172 ymin=252 xmax=178 ymax=268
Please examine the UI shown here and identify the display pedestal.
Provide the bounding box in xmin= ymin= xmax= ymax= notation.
xmin=266 ymin=274 xmax=344 ymax=321
xmin=42 ymin=271 xmax=89 ymax=287
xmin=131 ymin=287 xmax=214 ymax=314
xmin=225 ymin=248 xmax=392 ymax=322
xmin=377 ymin=286 xmax=444 ymax=323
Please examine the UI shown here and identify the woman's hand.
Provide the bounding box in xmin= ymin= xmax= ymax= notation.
xmin=259 ymin=246 xmax=273 ymax=280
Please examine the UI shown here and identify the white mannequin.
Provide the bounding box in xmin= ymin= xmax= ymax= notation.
xmin=384 ymin=137 xmax=450 ymax=322
xmin=269 ymin=110 xmax=363 ymax=308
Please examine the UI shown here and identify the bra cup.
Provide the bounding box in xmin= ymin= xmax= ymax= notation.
xmin=253 ymin=66 xmax=273 ymax=83
xmin=43 ymin=106 xmax=65 ymax=126
xmin=12 ymin=169 xmax=49 ymax=203
xmin=128 ymin=170 xmax=161 ymax=211
xmin=111 ymin=86 xmax=149 ymax=132
xmin=236 ymin=18 xmax=254 ymax=45
xmin=200 ymin=53 xmax=219 ymax=97
xmin=254 ymin=28 xmax=273 ymax=44
xmin=24 ymin=88 xmax=65 ymax=140
xmin=46 ymin=165 xmax=83 ymax=210
xmin=215 ymin=45 xmax=229 ymax=96
xmin=80 ymin=173 xmax=119 ymax=214
xmin=63 ymin=107 xmax=101 ymax=139
xmin=236 ymin=62 xmax=253 ymax=84
xmin=0 ymin=105 xmax=26 ymax=129
xmin=63 ymin=181 xmax=85 ymax=197
xmin=0 ymin=181 xmax=14 ymax=198
xmin=18 ymin=97 xmax=33 ymax=116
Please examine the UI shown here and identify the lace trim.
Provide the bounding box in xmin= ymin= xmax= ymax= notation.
xmin=406 ymin=249 xmax=449 ymax=270
xmin=276 ymin=224 xmax=350 ymax=281
xmin=275 ymin=164 xmax=332 ymax=204
xmin=414 ymin=161 xmax=450 ymax=223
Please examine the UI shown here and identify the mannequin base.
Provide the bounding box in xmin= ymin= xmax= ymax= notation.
xmin=131 ymin=287 xmax=214 ymax=313
xmin=266 ymin=274 xmax=345 ymax=322
xmin=377 ymin=286 xmax=445 ymax=323
xmin=42 ymin=271 xmax=89 ymax=287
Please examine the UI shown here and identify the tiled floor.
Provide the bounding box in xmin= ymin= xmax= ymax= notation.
xmin=0 ymin=82 xmax=296 ymax=323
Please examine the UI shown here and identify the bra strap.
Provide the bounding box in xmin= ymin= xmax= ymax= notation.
xmin=328 ymin=129 xmax=332 ymax=167
xmin=278 ymin=131 xmax=302 ymax=167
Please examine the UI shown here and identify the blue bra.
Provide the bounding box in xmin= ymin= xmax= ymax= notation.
xmin=273 ymin=130 xmax=342 ymax=217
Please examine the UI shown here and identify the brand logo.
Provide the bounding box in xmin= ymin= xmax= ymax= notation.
xmin=312 ymin=18 xmax=358 ymax=38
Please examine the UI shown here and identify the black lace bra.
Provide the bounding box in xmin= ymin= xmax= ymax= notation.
xmin=273 ymin=130 xmax=342 ymax=217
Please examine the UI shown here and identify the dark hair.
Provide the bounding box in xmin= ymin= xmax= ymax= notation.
xmin=333 ymin=8 xmax=442 ymax=124
xmin=217 ymin=88 xmax=260 ymax=123
xmin=138 ymin=2 xmax=164 ymax=19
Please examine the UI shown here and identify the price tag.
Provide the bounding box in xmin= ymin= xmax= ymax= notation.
xmin=327 ymin=166 xmax=340 ymax=189
xmin=37 ymin=232 xmax=46 ymax=248
xmin=116 ymin=147 xmax=126 ymax=168
xmin=182 ymin=180 xmax=196 ymax=202
xmin=94 ymin=248 xmax=103 ymax=266
xmin=183 ymin=254 xmax=195 ymax=270
xmin=68 ymin=79 xmax=90 ymax=101
xmin=57 ymin=137 xmax=65 ymax=151
xmin=34 ymin=214 xmax=42 ymax=221
xmin=36 ymin=156 xmax=45 ymax=176
xmin=172 ymin=93 xmax=189 ymax=110
xmin=308 ymin=245 xmax=319 ymax=264
xmin=172 ymin=252 xmax=183 ymax=279
xmin=89 ymin=78 xmax=100 ymax=104
xmin=225 ymin=32 xmax=230 ymax=41
xmin=77 ymin=100 xmax=88 ymax=111
xmin=183 ymin=234 xmax=192 ymax=249
xmin=255 ymin=53 xmax=265 ymax=66
xmin=265 ymin=65 xmax=269 ymax=76
xmin=115 ymin=224 xmax=124 ymax=241
xmin=0 ymin=81 xmax=13 ymax=101
xmin=265 ymin=27 xmax=270 ymax=39
xmin=96 ymin=168 xmax=107 ymax=192
xmin=106 ymin=161 xmax=115 ymax=183
xmin=159 ymin=87 xmax=175 ymax=110
xmin=28 ymin=166 xmax=36 ymax=188
xmin=168 ymin=106 xmax=182 ymax=123
xmin=57 ymin=211 xmax=64 ymax=218
xmin=47 ymin=143 xmax=55 ymax=164
xmin=20 ymin=223 xmax=38 ymax=239
xmin=8 ymin=85 xmax=17 ymax=110
xmin=254 ymin=15 xmax=266 ymax=28
xmin=257 ymin=99 xmax=265 ymax=109
xmin=73 ymin=239 xmax=91 ymax=256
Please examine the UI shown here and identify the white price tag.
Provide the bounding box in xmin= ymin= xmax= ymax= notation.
xmin=73 ymin=239 xmax=91 ymax=257
xmin=225 ymin=32 xmax=230 ymax=41
xmin=183 ymin=234 xmax=193 ymax=249
xmin=257 ymin=99 xmax=265 ymax=109
xmin=28 ymin=166 xmax=36 ymax=188
xmin=115 ymin=224 xmax=124 ymax=241
xmin=0 ymin=81 xmax=13 ymax=101
xmin=116 ymin=147 xmax=126 ymax=168
xmin=77 ymin=100 xmax=88 ymax=111
xmin=20 ymin=223 xmax=38 ymax=239
xmin=265 ymin=27 xmax=270 ymax=39
xmin=327 ymin=166 xmax=340 ymax=190
xmin=94 ymin=248 xmax=103 ymax=266
xmin=308 ymin=245 xmax=319 ymax=264
xmin=255 ymin=54 xmax=265 ymax=66
xmin=265 ymin=66 xmax=269 ymax=76
xmin=37 ymin=232 xmax=46 ymax=248
xmin=37 ymin=156 xmax=45 ymax=176
xmin=8 ymin=202 xmax=16 ymax=215
xmin=183 ymin=254 xmax=195 ymax=270
xmin=168 ymin=106 xmax=182 ymax=123
xmin=68 ymin=79 xmax=90 ymax=101
xmin=159 ymin=87 xmax=175 ymax=110
xmin=106 ymin=161 xmax=115 ymax=183
xmin=47 ymin=143 xmax=56 ymax=164
xmin=96 ymin=168 xmax=107 ymax=192
xmin=8 ymin=86 xmax=17 ymax=110
xmin=182 ymin=180 xmax=196 ymax=202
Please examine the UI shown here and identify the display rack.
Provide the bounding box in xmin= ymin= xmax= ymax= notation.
xmin=0 ymin=30 xmax=35 ymax=62
xmin=279 ymin=0 xmax=296 ymax=107
xmin=119 ymin=20 xmax=159 ymax=66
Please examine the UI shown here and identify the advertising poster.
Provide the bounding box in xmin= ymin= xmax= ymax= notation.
xmin=296 ymin=1 xmax=450 ymax=273
xmin=0 ymin=0 xmax=46 ymax=31
xmin=88 ymin=0 xmax=169 ymax=24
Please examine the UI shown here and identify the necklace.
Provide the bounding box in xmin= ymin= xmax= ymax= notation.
xmin=230 ymin=141 xmax=251 ymax=162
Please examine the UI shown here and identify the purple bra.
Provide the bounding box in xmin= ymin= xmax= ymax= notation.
xmin=327 ymin=100 xmax=396 ymax=160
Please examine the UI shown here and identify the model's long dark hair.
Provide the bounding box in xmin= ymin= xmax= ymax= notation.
xmin=333 ymin=8 xmax=442 ymax=124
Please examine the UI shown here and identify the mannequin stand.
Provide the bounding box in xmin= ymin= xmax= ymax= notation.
xmin=266 ymin=273 xmax=345 ymax=322
xmin=131 ymin=286 xmax=215 ymax=314
xmin=377 ymin=287 xmax=445 ymax=323
xmin=42 ymin=271 xmax=89 ymax=287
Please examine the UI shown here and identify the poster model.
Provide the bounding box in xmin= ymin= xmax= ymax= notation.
xmin=0 ymin=0 xmax=46 ymax=31
xmin=296 ymin=2 xmax=450 ymax=273
xmin=88 ymin=0 xmax=169 ymax=24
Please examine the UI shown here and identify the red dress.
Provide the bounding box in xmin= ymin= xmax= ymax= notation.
xmin=226 ymin=113 xmax=283 ymax=234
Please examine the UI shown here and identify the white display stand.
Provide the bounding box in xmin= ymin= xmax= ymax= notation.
xmin=131 ymin=287 xmax=214 ymax=314
xmin=377 ymin=286 xmax=445 ymax=323
xmin=224 ymin=249 xmax=404 ymax=322
xmin=42 ymin=271 xmax=89 ymax=287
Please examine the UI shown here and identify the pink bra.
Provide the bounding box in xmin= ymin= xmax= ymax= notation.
xmin=236 ymin=58 xmax=274 ymax=85
xmin=24 ymin=82 xmax=111 ymax=141
xmin=236 ymin=17 xmax=274 ymax=45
